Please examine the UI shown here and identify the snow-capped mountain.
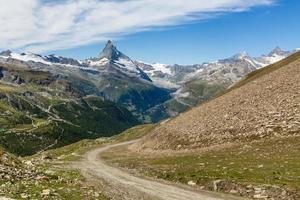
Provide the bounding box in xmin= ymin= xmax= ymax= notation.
xmin=0 ymin=49 xmax=90 ymax=70
xmin=136 ymin=47 xmax=293 ymax=91
xmin=0 ymin=50 xmax=51 ymax=65
xmin=0 ymin=41 xmax=171 ymax=123
xmin=134 ymin=47 xmax=294 ymax=121
xmin=85 ymin=40 xmax=152 ymax=82
xmin=254 ymin=47 xmax=292 ymax=67
xmin=0 ymin=44 xmax=295 ymax=122
xmin=135 ymin=61 xmax=202 ymax=89
xmin=171 ymin=47 xmax=293 ymax=110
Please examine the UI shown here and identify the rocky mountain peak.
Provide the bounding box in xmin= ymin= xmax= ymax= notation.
xmin=232 ymin=51 xmax=250 ymax=60
xmin=268 ymin=47 xmax=286 ymax=56
xmin=0 ymin=50 xmax=12 ymax=56
xmin=98 ymin=40 xmax=128 ymax=61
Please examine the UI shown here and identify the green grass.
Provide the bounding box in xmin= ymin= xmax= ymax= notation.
xmin=112 ymin=124 xmax=156 ymax=142
xmin=30 ymin=124 xmax=155 ymax=162
xmin=101 ymin=136 xmax=300 ymax=194
xmin=31 ymin=139 xmax=105 ymax=161
xmin=0 ymin=84 xmax=19 ymax=93
xmin=184 ymin=79 xmax=228 ymax=104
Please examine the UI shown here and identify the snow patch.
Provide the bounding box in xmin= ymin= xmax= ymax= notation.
xmin=151 ymin=78 xmax=179 ymax=89
xmin=152 ymin=63 xmax=172 ymax=75
xmin=88 ymin=58 xmax=109 ymax=66
xmin=114 ymin=58 xmax=139 ymax=73
xmin=263 ymin=54 xmax=285 ymax=64
xmin=177 ymin=91 xmax=190 ymax=98
xmin=255 ymin=54 xmax=286 ymax=67
xmin=9 ymin=53 xmax=51 ymax=65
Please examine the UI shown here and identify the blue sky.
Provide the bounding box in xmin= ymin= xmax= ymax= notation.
xmin=0 ymin=0 xmax=299 ymax=64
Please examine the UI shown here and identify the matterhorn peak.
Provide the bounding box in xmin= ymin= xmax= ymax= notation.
xmin=98 ymin=40 xmax=128 ymax=61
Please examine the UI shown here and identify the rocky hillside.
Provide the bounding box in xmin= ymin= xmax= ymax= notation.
xmin=136 ymin=51 xmax=300 ymax=151
xmin=0 ymin=146 xmax=109 ymax=199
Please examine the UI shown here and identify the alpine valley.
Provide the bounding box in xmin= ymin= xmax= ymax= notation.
xmin=0 ymin=41 xmax=296 ymax=156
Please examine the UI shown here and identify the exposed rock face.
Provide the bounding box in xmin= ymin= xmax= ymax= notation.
xmin=45 ymin=54 xmax=84 ymax=66
xmin=98 ymin=40 xmax=126 ymax=61
xmin=0 ymin=50 xmax=12 ymax=57
xmin=137 ymin=51 xmax=300 ymax=151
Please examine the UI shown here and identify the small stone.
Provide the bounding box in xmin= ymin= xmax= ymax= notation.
xmin=94 ymin=192 xmax=100 ymax=197
xmin=41 ymin=189 xmax=51 ymax=196
xmin=224 ymin=114 xmax=230 ymax=120
xmin=44 ymin=170 xmax=55 ymax=175
xmin=229 ymin=189 xmax=238 ymax=194
xmin=24 ymin=161 xmax=33 ymax=166
xmin=187 ymin=180 xmax=196 ymax=186
xmin=213 ymin=180 xmax=222 ymax=191
xmin=36 ymin=175 xmax=49 ymax=181
xmin=253 ymin=194 xmax=268 ymax=199
xmin=20 ymin=193 xmax=28 ymax=199
xmin=254 ymin=187 xmax=262 ymax=194
xmin=281 ymin=190 xmax=287 ymax=196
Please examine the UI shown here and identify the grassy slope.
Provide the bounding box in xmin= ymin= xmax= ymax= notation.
xmin=31 ymin=124 xmax=156 ymax=162
xmin=101 ymin=135 xmax=300 ymax=199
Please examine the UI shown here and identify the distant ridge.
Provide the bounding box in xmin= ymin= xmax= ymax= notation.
xmin=136 ymin=51 xmax=300 ymax=151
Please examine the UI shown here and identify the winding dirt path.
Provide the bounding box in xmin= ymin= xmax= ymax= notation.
xmin=74 ymin=141 xmax=245 ymax=200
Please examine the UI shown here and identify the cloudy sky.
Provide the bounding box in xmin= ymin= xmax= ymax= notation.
xmin=0 ymin=0 xmax=299 ymax=63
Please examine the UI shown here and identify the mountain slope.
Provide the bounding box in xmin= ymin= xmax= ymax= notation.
xmin=136 ymin=51 xmax=300 ymax=150
xmin=0 ymin=41 xmax=172 ymax=123
xmin=0 ymin=61 xmax=138 ymax=156
xmin=84 ymin=41 xmax=172 ymax=122
xmin=0 ymin=45 xmax=293 ymax=123
xmin=135 ymin=48 xmax=293 ymax=121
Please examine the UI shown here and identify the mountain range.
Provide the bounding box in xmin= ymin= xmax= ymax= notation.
xmin=0 ymin=41 xmax=296 ymax=155
xmin=1 ymin=42 xmax=295 ymax=121
xmin=136 ymin=50 xmax=300 ymax=151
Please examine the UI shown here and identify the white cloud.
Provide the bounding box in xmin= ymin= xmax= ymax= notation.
xmin=0 ymin=0 xmax=275 ymax=53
